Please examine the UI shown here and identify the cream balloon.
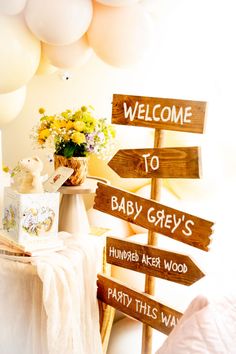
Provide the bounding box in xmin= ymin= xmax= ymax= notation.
xmin=42 ymin=36 xmax=92 ymax=69
xmin=36 ymin=53 xmax=58 ymax=75
xmin=0 ymin=0 xmax=27 ymax=15
xmin=96 ymin=0 xmax=139 ymax=6
xmin=87 ymin=2 xmax=152 ymax=67
xmin=0 ymin=15 xmax=40 ymax=94
xmin=24 ymin=0 xmax=93 ymax=45
xmin=0 ymin=86 xmax=26 ymax=127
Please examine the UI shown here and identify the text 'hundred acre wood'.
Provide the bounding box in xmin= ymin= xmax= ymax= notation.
xmin=106 ymin=237 xmax=205 ymax=286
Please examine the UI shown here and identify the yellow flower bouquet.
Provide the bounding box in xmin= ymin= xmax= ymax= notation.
xmin=35 ymin=106 xmax=116 ymax=159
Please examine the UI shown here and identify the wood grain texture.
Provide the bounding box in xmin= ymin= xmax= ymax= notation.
xmin=108 ymin=147 xmax=200 ymax=179
xmin=106 ymin=237 xmax=205 ymax=286
xmin=112 ymin=94 xmax=206 ymax=133
xmin=97 ymin=274 xmax=182 ymax=335
xmin=94 ymin=183 xmax=214 ymax=251
xmin=142 ymin=129 xmax=163 ymax=354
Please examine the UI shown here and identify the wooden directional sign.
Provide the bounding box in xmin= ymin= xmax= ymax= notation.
xmin=108 ymin=146 xmax=200 ymax=179
xmin=94 ymin=183 xmax=214 ymax=251
xmin=97 ymin=274 xmax=182 ymax=335
xmin=112 ymin=94 xmax=206 ymax=134
xmin=106 ymin=237 xmax=205 ymax=286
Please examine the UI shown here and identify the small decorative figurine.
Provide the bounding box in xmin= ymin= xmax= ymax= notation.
xmin=11 ymin=156 xmax=44 ymax=194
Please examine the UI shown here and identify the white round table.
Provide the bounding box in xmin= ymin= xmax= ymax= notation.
xmin=58 ymin=176 xmax=108 ymax=236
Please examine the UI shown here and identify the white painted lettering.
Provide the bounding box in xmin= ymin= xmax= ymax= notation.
xmin=137 ymin=104 xmax=146 ymax=120
xmin=152 ymin=104 xmax=161 ymax=121
xmin=164 ymin=260 xmax=188 ymax=273
xmin=161 ymin=312 xmax=178 ymax=327
xmin=171 ymin=214 xmax=182 ymax=233
xmin=142 ymin=153 xmax=150 ymax=172
xmin=111 ymin=196 xmax=119 ymax=211
xmin=145 ymin=104 xmax=152 ymax=121
xmin=184 ymin=106 xmax=192 ymax=123
xmin=161 ymin=106 xmax=171 ymax=122
xmin=182 ymin=219 xmax=194 ymax=236
xmin=123 ymin=101 xmax=139 ymax=121
xmin=124 ymin=103 xmax=192 ymax=126
xmin=164 ymin=214 xmax=172 ymax=229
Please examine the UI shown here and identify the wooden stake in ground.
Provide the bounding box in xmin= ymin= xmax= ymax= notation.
xmin=142 ymin=129 xmax=163 ymax=354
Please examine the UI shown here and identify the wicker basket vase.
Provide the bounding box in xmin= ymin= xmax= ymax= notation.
xmin=54 ymin=155 xmax=88 ymax=186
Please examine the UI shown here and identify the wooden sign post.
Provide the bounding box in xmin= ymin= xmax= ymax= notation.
xmin=94 ymin=94 xmax=213 ymax=354
xmin=106 ymin=237 xmax=205 ymax=286
xmin=143 ymin=128 xmax=162 ymax=354
xmin=94 ymin=182 xmax=213 ymax=252
xmin=108 ymin=146 xmax=201 ymax=179
xmin=97 ymin=274 xmax=183 ymax=335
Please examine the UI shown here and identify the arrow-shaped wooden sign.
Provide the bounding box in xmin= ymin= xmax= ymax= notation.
xmin=112 ymin=94 xmax=206 ymax=134
xmin=97 ymin=274 xmax=183 ymax=335
xmin=94 ymin=183 xmax=214 ymax=251
xmin=106 ymin=237 xmax=204 ymax=286
xmin=108 ymin=146 xmax=200 ymax=179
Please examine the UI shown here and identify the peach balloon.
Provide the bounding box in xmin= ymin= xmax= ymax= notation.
xmin=0 ymin=86 xmax=26 ymax=127
xmin=24 ymin=0 xmax=93 ymax=45
xmin=0 ymin=0 xmax=27 ymax=15
xmin=87 ymin=2 xmax=152 ymax=67
xmin=96 ymin=0 xmax=139 ymax=6
xmin=42 ymin=36 xmax=92 ymax=69
xmin=0 ymin=15 xmax=40 ymax=94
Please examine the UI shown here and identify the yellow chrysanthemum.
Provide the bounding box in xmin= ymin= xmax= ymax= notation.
xmin=52 ymin=120 xmax=67 ymax=129
xmin=73 ymin=121 xmax=85 ymax=132
xmin=46 ymin=115 xmax=55 ymax=123
xmin=66 ymin=121 xmax=74 ymax=130
xmin=71 ymin=132 xmax=86 ymax=144
xmin=39 ymin=128 xmax=50 ymax=140
xmin=63 ymin=134 xmax=70 ymax=142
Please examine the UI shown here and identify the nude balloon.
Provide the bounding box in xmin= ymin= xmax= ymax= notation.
xmin=24 ymin=0 xmax=93 ymax=45
xmin=0 ymin=15 xmax=40 ymax=94
xmin=96 ymin=0 xmax=139 ymax=6
xmin=0 ymin=86 xmax=26 ymax=127
xmin=36 ymin=53 xmax=58 ymax=75
xmin=42 ymin=36 xmax=92 ymax=69
xmin=87 ymin=2 xmax=152 ymax=67
xmin=0 ymin=0 xmax=27 ymax=15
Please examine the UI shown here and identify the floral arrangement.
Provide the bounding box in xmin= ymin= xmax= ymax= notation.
xmin=33 ymin=106 xmax=116 ymax=158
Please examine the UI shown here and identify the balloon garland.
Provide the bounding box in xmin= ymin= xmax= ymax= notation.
xmin=0 ymin=0 xmax=155 ymax=124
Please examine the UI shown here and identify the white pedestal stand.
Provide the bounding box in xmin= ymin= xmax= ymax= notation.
xmin=58 ymin=176 xmax=107 ymax=237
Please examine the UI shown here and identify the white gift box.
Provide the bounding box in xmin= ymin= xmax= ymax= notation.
xmin=2 ymin=187 xmax=59 ymax=248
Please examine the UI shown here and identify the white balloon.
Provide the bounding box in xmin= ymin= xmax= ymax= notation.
xmin=0 ymin=0 xmax=27 ymax=15
xmin=0 ymin=86 xmax=26 ymax=127
xmin=0 ymin=15 xmax=40 ymax=93
xmin=42 ymin=36 xmax=92 ymax=69
xmin=96 ymin=0 xmax=139 ymax=6
xmin=24 ymin=0 xmax=93 ymax=45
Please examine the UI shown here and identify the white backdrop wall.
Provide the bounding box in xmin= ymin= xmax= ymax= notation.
xmin=2 ymin=0 xmax=236 ymax=309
